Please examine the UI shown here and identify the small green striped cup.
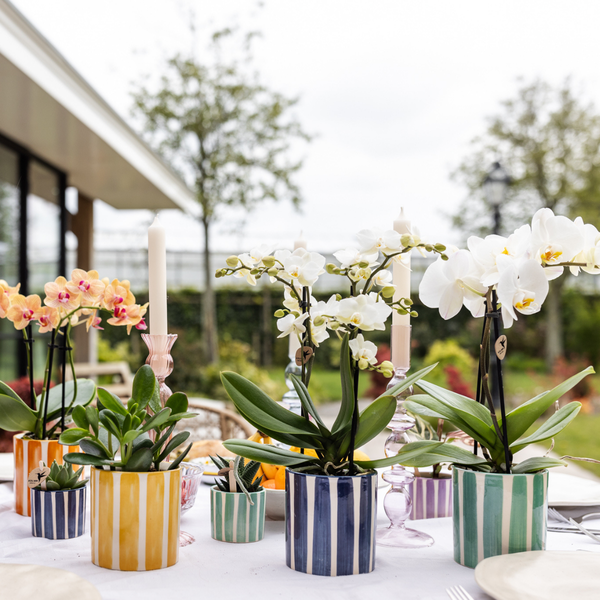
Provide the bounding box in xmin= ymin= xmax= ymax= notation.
xmin=453 ymin=467 xmax=548 ymax=568
xmin=210 ymin=487 xmax=266 ymax=543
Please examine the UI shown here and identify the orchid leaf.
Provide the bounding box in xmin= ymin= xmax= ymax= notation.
xmin=0 ymin=393 xmax=37 ymax=432
xmin=39 ymin=379 xmax=96 ymax=417
xmin=378 ymin=362 xmax=439 ymax=400
xmin=354 ymin=395 xmax=396 ymax=449
xmin=220 ymin=372 xmax=321 ymax=438
xmin=332 ymin=334 xmax=355 ymax=435
xmin=512 ymin=457 xmax=567 ymax=474
xmin=396 ymin=441 xmax=488 ymax=468
xmin=290 ymin=375 xmax=329 ymax=435
xmin=0 ymin=381 xmax=23 ymax=403
xmin=223 ymin=439 xmax=319 ymax=466
xmin=510 ymin=402 xmax=582 ymax=453
xmin=502 ymin=366 xmax=594 ymax=446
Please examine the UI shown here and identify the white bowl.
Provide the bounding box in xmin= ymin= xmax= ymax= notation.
xmin=265 ymin=488 xmax=286 ymax=521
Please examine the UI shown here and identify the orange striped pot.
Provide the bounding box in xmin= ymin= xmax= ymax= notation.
xmin=90 ymin=467 xmax=181 ymax=571
xmin=13 ymin=434 xmax=76 ymax=517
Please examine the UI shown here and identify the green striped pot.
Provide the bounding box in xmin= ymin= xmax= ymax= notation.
xmin=453 ymin=467 xmax=548 ymax=568
xmin=210 ymin=487 xmax=265 ymax=543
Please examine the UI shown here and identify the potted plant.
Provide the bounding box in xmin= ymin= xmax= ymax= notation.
xmin=397 ymin=207 xmax=600 ymax=567
xmin=210 ymin=455 xmax=266 ymax=543
xmin=59 ymin=365 xmax=193 ymax=571
xmin=216 ymin=231 xmax=444 ymax=576
xmin=29 ymin=460 xmax=88 ymax=540
xmin=0 ymin=271 xmax=147 ymax=516
xmin=404 ymin=415 xmax=457 ymax=520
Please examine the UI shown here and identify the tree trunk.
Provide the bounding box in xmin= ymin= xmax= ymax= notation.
xmin=201 ymin=217 xmax=218 ymax=364
xmin=545 ymin=277 xmax=565 ymax=370
xmin=261 ymin=286 xmax=272 ymax=366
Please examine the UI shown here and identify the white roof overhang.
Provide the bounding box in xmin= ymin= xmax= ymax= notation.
xmin=0 ymin=0 xmax=199 ymax=215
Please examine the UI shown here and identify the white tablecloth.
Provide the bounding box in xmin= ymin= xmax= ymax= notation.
xmin=0 ymin=480 xmax=598 ymax=600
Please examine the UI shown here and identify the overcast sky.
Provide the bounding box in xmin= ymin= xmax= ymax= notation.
xmin=12 ymin=0 xmax=600 ymax=255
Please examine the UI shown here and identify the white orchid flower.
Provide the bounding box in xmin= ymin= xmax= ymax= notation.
xmin=280 ymin=249 xmax=326 ymax=287
xmin=468 ymin=224 xmax=531 ymax=286
xmin=336 ymin=292 xmax=392 ymax=331
xmin=308 ymin=294 xmax=339 ymax=346
xmin=333 ymin=248 xmax=379 ymax=269
xmin=419 ymin=250 xmax=487 ymax=320
xmin=530 ymin=208 xmax=584 ymax=280
xmin=356 ymin=228 xmax=403 ymax=255
xmin=349 ymin=334 xmax=378 ymax=370
xmin=249 ymin=244 xmax=274 ymax=266
xmin=233 ymin=253 xmax=257 ymax=285
xmin=372 ymin=269 xmax=393 ymax=287
xmin=276 ymin=312 xmax=309 ymax=338
xmin=570 ymin=219 xmax=600 ymax=275
xmin=496 ymin=258 xmax=549 ymax=328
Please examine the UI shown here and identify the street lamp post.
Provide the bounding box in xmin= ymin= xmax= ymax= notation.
xmin=483 ymin=161 xmax=511 ymax=235
xmin=482 ymin=162 xmax=511 ymax=409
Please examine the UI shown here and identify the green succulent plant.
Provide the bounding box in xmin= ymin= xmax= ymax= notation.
xmin=212 ymin=455 xmax=263 ymax=504
xmin=395 ymin=366 xmax=595 ymax=474
xmin=221 ymin=335 xmax=438 ymax=476
xmin=59 ymin=365 xmax=194 ymax=472
xmin=36 ymin=460 xmax=88 ymax=491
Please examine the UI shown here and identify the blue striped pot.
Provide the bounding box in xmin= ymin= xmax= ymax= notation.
xmin=210 ymin=487 xmax=265 ymax=543
xmin=31 ymin=486 xmax=87 ymax=540
xmin=408 ymin=474 xmax=453 ymax=520
xmin=453 ymin=467 xmax=548 ymax=568
xmin=285 ymin=469 xmax=377 ymax=577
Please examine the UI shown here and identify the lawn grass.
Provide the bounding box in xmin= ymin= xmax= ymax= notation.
xmin=549 ymin=413 xmax=600 ymax=478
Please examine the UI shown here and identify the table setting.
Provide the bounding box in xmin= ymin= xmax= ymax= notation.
xmin=2 ymin=209 xmax=600 ymax=598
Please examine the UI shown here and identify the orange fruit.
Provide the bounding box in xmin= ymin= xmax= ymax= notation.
xmin=353 ymin=450 xmax=370 ymax=461
xmin=275 ymin=466 xmax=286 ymax=490
xmin=252 ymin=466 xmax=264 ymax=483
xmin=262 ymin=479 xmax=277 ymax=489
xmin=262 ymin=462 xmax=278 ymax=480
xmin=289 ymin=446 xmax=319 ymax=458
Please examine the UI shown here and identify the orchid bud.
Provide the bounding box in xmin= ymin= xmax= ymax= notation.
xmin=267 ymin=267 xmax=278 ymax=276
xmin=400 ymin=234 xmax=413 ymax=247
xmin=274 ymin=309 xmax=285 ymax=318
xmin=250 ymin=269 xmax=260 ymax=275
xmin=262 ymin=256 xmax=276 ymax=268
xmin=335 ymin=294 xmax=342 ymax=301
xmin=410 ymin=310 xmax=418 ymax=317
xmin=333 ymin=268 xmax=342 ymax=275
xmin=313 ymin=316 xmax=325 ymax=327
xmin=397 ymin=307 xmax=408 ymax=315
xmin=358 ymin=358 xmax=369 ymax=370
xmin=380 ymin=360 xmax=394 ymax=372
xmin=404 ymin=298 xmax=413 ymax=306
xmin=330 ymin=321 xmax=340 ymax=330
xmin=326 ymin=263 xmax=337 ymax=274
xmin=381 ymin=286 xmax=395 ymax=298
xmin=215 ymin=269 xmax=223 ymax=277
xmin=382 ymin=369 xmax=393 ymax=379
xmin=434 ymin=243 xmax=446 ymax=252
xmin=441 ymin=254 xmax=449 ymax=261
xmin=226 ymin=256 xmax=239 ymax=267
xmin=358 ymin=260 xmax=369 ymax=268
xmin=425 ymin=244 xmax=433 ymax=252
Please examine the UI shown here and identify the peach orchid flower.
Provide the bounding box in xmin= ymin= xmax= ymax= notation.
xmin=6 ymin=294 xmax=42 ymax=330
xmin=37 ymin=306 xmax=60 ymax=333
xmin=85 ymin=310 xmax=104 ymax=332
xmin=107 ymin=303 xmax=147 ymax=334
xmin=44 ymin=276 xmax=81 ymax=312
xmin=0 ymin=290 xmax=9 ymax=318
xmin=103 ymin=279 xmax=135 ymax=311
xmin=66 ymin=269 xmax=105 ymax=304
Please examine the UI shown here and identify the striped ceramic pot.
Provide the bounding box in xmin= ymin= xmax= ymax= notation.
xmin=13 ymin=434 xmax=77 ymax=517
xmin=90 ymin=467 xmax=181 ymax=571
xmin=408 ymin=475 xmax=452 ymax=520
xmin=286 ymin=470 xmax=377 ymax=577
xmin=210 ymin=487 xmax=265 ymax=543
xmin=453 ymin=467 xmax=548 ymax=568
xmin=31 ymin=486 xmax=87 ymax=539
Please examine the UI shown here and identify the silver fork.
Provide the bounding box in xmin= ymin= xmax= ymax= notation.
xmin=446 ymin=585 xmax=474 ymax=600
xmin=548 ymin=507 xmax=600 ymax=543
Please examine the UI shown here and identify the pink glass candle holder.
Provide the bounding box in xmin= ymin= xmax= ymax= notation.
xmin=141 ymin=333 xmax=177 ymax=407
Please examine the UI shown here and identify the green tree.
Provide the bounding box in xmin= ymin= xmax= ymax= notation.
xmin=131 ymin=30 xmax=311 ymax=363
xmin=452 ymin=78 xmax=600 ymax=368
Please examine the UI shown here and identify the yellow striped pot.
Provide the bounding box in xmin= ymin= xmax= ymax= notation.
xmin=13 ymin=434 xmax=76 ymax=517
xmin=453 ymin=467 xmax=549 ymax=568
xmin=90 ymin=467 xmax=181 ymax=571
xmin=210 ymin=487 xmax=265 ymax=543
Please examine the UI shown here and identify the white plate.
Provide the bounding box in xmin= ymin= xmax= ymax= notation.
xmin=475 ymin=551 xmax=600 ymax=600
xmin=548 ymin=472 xmax=600 ymax=507
xmin=0 ymin=453 xmax=14 ymax=482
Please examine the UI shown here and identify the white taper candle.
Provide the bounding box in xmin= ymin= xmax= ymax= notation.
xmin=148 ymin=216 xmax=168 ymax=335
